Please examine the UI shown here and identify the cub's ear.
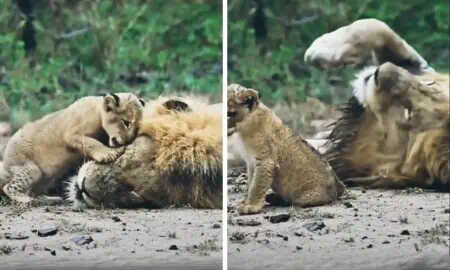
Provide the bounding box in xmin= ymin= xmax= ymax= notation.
xmin=103 ymin=93 xmax=120 ymax=112
xmin=162 ymin=99 xmax=192 ymax=112
xmin=242 ymin=88 xmax=260 ymax=111
xmin=138 ymin=98 xmax=146 ymax=107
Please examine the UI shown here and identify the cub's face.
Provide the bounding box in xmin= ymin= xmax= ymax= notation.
xmin=101 ymin=93 xmax=146 ymax=147
xmin=227 ymin=84 xmax=260 ymax=130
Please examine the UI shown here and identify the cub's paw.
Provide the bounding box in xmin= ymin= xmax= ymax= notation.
xmin=238 ymin=202 xmax=264 ymax=215
xmin=92 ymin=148 xmax=124 ymax=163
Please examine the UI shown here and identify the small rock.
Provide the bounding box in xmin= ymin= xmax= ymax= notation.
xmin=71 ymin=236 xmax=94 ymax=246
xmin=343 ymin=202 xmax=354 ymax=208
xmin=294 ymin=232 xmax=304 ymax=237
xmin=111 ymin=216 xmax=121 ymax=222
xmin=269 ymin=214 xmax=291 ymax=224
xmin=367 ymin=244 xmax=373 ymax=249
xmin=44 ymin=248 xmax=56 ymax=256
xmin=400 ymin=230 xmax=410 ymax=236
xmin=37 ymin=228 xmax=58 ymax=237
xmin=344 ymin=237 xmax=354 ymax=243
xmin=4 ymin=233 xmax=29 ymax=240
xmin=303 ymin=221 xmax=325 ymax=232
xmin=169 ymin=245 xmax=178 ymax=250
xmin=444 ymin=209 xmax=449 ymax=214
xmin=61 ymin=246 xmax=71 ymax=251
xmin=382 ymin=241 xmax=390 ymax=244
xmin=276 ymin=234 xmax=288 ymax=241
xmin=212 ymin=224 xmax=221 ymax=229
xmin=237 ymin=220 xmax=261 ymax=227
xmin=296 ymin=246 xmax=303 ymax=250
xmin=87 ymin=242 xmax=97 ymax=250
xmin=229 ymin=232 xmax=246 ymax=243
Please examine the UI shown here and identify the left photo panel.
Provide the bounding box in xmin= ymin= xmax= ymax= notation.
xmin=0 ymin=1 xmax=223 ymax=269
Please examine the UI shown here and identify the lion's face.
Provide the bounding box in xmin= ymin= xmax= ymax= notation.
xmin=327 ymin=62 xmax=449 ymax=188
xmin=352 ymin=62 xmax=449 ymax=137
xmin=101 ymin=93 xmax=146 ymax=148
xmin=227 ymin=84 xmax=260 ymax=130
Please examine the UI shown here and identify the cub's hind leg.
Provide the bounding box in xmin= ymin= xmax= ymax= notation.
xmin=3 ymin=162 xmax=42 ymax=204
xmin=291 ymin=187 xmax=335 ymax=208
xmin=3 ymin=162 xmax=62 ymax=205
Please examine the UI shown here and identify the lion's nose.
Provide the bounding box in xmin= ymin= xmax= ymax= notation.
xmin=111 ymin=137 xmax=119 ymax=147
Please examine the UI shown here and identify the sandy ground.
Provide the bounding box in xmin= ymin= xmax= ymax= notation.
xmin=227 ymin=167 xmax=450 ymax=270
xmin=0 ymin=204 xmax=222 ymax=270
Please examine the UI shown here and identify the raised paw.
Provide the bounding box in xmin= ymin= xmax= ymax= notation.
xmin=92 ymin=148 xmax=124 ymax=163
xmin=304 ymin=20 xmax=388 ymax=69
xmin=304 ymin=35 xmax=367 ymax=70
xmin=238 ymin=201 xmax=264 ymax=215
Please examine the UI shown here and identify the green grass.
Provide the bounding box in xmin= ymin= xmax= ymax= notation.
xmin=0 ymin=0 xmax=222 ymax=128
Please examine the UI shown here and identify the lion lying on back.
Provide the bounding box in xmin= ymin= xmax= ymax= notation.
xmin=305 ymin=19 xmax=449 ymax=191
xmin=228 ymin=84 xmax=345 ymax=215
xmin=65 ymin=96 xmax=223 ymax=209
xmin=0 ymin=93 xmax=145 ymax=205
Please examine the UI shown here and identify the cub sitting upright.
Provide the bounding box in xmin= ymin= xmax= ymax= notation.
xmin=1 ymin=93 xmax=145 ymax=205
xmin=228 ymin=84 xmax=345 ymax=215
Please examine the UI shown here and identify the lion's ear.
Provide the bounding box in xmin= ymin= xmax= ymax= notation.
xmin=103 ymin=93 xmax=120 ymax=112
xmin=138 ymin=98 xmax=146 ymax=107
xmin=242 ymin=88 xmax=260 ymax=111
xmin=162 ymin=99 xmax=192 ymax=112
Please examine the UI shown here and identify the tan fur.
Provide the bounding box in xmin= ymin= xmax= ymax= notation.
xmin=65 ymin=96 xmax=222 ymax=209
xmin=304 ymin=18 xmax=431 ymax=71
xmin=0 ymin=93 xmax=145 ymax=204
xmin=228 ymin=84 xmax=345 ymax=215
xmin=306 ymin=19 xmax=449 ymax=190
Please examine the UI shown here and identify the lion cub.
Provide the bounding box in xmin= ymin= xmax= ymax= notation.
xmin=1 ymin=93 xmax=145 ymax=205
xmin=228 ymin=84 xmax=345 ymax=215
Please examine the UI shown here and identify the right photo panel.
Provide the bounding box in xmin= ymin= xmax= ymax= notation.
xmin=227 ymin=1 xmax=449 ymax=269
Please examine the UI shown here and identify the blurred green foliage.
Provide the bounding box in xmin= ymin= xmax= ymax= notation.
xmin=0 ymin=0 xmax=222 ymax=128
xmin=228 ymin=0 xmax=449 ymax=106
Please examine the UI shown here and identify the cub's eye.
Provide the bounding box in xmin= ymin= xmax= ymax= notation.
xmin=122 ymin=120 xmax=131 ymax=129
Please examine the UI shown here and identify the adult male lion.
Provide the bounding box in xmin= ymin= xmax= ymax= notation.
xmin=66 ymin=97 xmax=223 ymax=209
xmin=305 ymin=19 xmax=449 ymax=191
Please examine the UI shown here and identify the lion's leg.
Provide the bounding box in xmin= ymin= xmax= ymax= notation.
xmin=305 ymin=19 xmax=430 ymax=71
xmin=399 ymin=132 xmax=426 ymax=179
xmin=238 ymin=159 xmax=275 ymax=215
xmin=421 ymin=130 xmax=449 ymax=187
xmin=3 ymin=163 xmax=43 ymax=204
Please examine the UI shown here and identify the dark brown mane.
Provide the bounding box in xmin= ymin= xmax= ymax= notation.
xmin=325 ymin=96 xmax=369 ymax=180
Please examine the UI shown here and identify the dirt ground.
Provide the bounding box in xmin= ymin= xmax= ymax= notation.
xmin=0 ymin=204 xmax=223 ymax=270
xmin=227 ymin=167 xmax=450 ymax=270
